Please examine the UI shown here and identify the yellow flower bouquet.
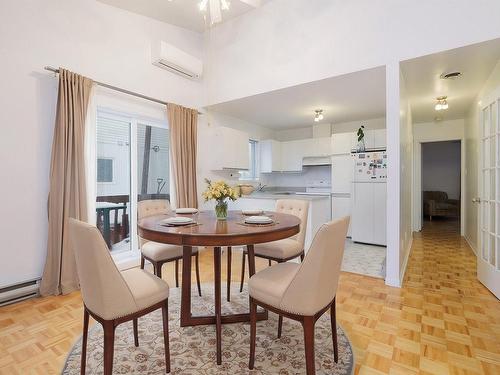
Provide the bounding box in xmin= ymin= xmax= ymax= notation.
xmin=202 ymin=178 xmax=238 ymax=220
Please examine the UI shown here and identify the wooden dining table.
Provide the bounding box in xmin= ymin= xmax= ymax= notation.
xmin=137 ymin=210 xmax=301 ymax=365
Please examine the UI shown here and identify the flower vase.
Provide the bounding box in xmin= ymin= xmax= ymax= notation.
xmin=215 ymin=200 xmax=228 ymax=220
xmin=357 ymin=138 xmax=366 ymax=152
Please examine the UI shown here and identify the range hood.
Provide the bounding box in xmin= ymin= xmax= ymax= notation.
xmin=302 ymin=156 xmax=331 ymax=166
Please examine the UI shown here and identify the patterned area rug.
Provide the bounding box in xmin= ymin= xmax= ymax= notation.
xmin=63 ymin=283 xmax=354 ymax=374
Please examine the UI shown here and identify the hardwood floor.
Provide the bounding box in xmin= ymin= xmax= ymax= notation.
xmin=0 ymin=220 xmax=499 ymax=374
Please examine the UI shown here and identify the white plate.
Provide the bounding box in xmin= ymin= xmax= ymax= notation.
xmin=242 ymin=209 xmax=264 ymax=216
xmin=244 ymin=215 xmax=274 ymax=224
xmin=161 ymin=216 xmax=195 ymax=226
xmin=175 ymin=208 xmax=199 ymax=214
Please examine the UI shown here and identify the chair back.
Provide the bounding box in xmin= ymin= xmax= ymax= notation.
xmin=280 ymin=216 xmax=350 ymax=316
xmin=276 ymin=199 xmax=309 ymax=247
xmin=138 ymin=199 xmax=171 ymax=220
xmin=68 ymin=218 xmax=137 ymax=320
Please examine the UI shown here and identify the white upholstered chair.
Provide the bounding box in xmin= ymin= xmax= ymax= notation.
xmin=138 ymin=199 xmax=201 ymax=296
xmin=248 ymin=216 xmax=350 ymax=375
xmin=227 ymin=199 xmax=309 ymax=301
xmin=68 ymin=218 xmax=170 ymax=375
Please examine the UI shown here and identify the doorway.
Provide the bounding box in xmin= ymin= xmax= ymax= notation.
xmin=421 ymin=141 xmax=461 ymax=229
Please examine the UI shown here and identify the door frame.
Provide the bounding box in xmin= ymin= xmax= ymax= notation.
xmin=412 ymin=137 xmax=465 ymax=235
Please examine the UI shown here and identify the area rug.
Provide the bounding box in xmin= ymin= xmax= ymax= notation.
xmin=62 ymin=283 xmax=354 ymax=374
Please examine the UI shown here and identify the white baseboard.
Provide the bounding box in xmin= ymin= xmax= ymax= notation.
xmin=464 ymin=235 xmax=477 ymax=256
xmin=399 ymin=235 xmax=413 ymax=285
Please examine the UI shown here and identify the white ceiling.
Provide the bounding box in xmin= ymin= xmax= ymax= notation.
xmin=402 ymin=38 xmax=500 ymax=123
xmin=207 ymin=67 xmax=387 ymax=129
xmin=97 ymin=0 xmax=267 ymax=33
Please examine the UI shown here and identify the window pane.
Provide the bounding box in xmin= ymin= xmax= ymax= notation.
xmin=97 ymin=158 xmax=113 ymax=182
xmin=96 ymin=115 xmax=131 ymax=253
xmin=137 ymin=124 xmax=170 ymax=202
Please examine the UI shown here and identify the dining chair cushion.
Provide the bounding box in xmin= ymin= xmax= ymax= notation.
xmin=138 ymin=199 xmax=172 ymax=219
xmin=275 ymin=199 xmax=309 ymax=248
xmin=121 ymin=268 xmax=170 ymax=312
xmin=142 ymin=241 xmax=198 ymax=262
xmin=248 ymin=262 xmax=300 ymax=308
xmin=254 ymin=238 xmax=303 ymax=260
xmin=68 ymin=219 xmax=170 ymax=321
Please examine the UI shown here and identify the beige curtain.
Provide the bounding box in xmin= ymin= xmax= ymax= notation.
xmin=167 ymin=103 xmax=199 ymax=208
xmin=40 ymin=69 xmax=93 ymax=296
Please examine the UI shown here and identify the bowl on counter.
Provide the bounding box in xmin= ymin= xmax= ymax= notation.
xmin=239 ymin=184 xmax=255 ymax=195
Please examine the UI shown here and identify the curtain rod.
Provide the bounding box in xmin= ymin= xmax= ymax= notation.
xmin=44 ymin=66 xmax=202 ymax=114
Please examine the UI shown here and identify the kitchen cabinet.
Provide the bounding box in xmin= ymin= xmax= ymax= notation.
xmin=209 ymin=126 xmax=249 ymax=171
xmin=281 ymin=139 xmax=308 ymax=172
xmin=303 ymin=137 xmax=331 ymax=157
xmin=331 ymin=132 xmax=356 ymax=154
xmin=260 ymin=139 xmax=282 ymax=172
xmin=364 ymin=129 xmax=387 ymax=150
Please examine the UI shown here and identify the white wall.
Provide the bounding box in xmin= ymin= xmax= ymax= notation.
xmin=464 ymin=60 xmax=500 ymax=253
xmin=332 ymin=117 xmax=386 ymax=134
xmin=205 ymin=0 xmax=500 ymax=106
xmin=413 ymin=119 xmax=465 ymax=140
xmin=0 ymin=0 xmax=204 ymax=288
xmin=422 ymin=142 xmax=461 ymax=199
xmin=398 ymin=70 xmax=414 ymax=285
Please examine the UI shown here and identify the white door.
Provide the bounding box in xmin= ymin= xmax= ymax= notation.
xmin=477 ymin=89 xmax=500 ymax=299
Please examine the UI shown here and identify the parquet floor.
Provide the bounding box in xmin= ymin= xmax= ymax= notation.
xmin=0 ymin=220 xmax=499 ymax=374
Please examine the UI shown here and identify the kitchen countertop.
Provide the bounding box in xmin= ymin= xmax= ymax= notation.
xmin=240 ymin=192 xmax=330 ymax=201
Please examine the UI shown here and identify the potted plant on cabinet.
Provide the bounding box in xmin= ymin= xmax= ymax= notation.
xmin=357 ymin=125 xmax=366 ymax=152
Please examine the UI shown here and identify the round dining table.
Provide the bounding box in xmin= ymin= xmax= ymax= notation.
xmin=137 ymin=210 xmax=301 ymax=365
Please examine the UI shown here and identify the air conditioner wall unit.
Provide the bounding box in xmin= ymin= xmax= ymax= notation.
xmin=152 ymin=41 xmax=203 ymax=80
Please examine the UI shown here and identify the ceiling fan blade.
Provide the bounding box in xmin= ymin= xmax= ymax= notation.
xmin=209 ymin=0 xmax=222 ymax=24
xmin=239 ymin=0 xmax=261 ymax=7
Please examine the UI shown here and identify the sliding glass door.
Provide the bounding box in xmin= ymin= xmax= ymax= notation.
xmin=95 ymin=109 xmax=169 ymax=258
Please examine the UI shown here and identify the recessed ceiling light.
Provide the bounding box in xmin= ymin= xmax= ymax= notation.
xmin=440 ymin=71 xmax=462 ymax=80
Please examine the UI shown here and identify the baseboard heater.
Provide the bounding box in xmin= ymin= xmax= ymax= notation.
xmin=0 ymin=279 xmax=40 ymax=306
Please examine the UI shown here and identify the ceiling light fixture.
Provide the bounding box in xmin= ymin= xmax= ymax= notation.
xmin=435 ymin=96 xmax=448 ymax=111
xmin=314 ymin=109 xmax=324 ymax=122
xmin=440 ymin=71 xmax=462 ymax=80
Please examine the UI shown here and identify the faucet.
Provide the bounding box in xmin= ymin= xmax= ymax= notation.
xmin=257 ymin=183 xmax=267 ymax=192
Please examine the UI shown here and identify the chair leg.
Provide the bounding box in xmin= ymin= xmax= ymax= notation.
xmin=331 ymin=299 xmax=338 ymax=363
xmin=300 ymin=252 xmax=305 ymax=262
xmin=133 ymin=318 xmax=139 ymax=347
xmin=239 ymin=251 xmax=246 ymax=293
xmin=157 ymin=262 xmax=162 ymax=279
xmin=195 ymin=253 xmax=202 ymax=297
xmin=103 ymin=321 xmax=116 ymax=375
xmin=227 ymin=247 xmax=232 ymax=302
xmin=249 ymin=297 xmax=257 ymax=370
xmin=303 ymin=316 xmax=316 ymax=375
xmin=268 ymin=258 xmax=272 ymax=267
xmin=140 ymin=255 xmax=145 ymax=270
xmin=175 ymin=260 xmax=179 ymax=287
xmin=162 ymin=299 xmax=171 ymax=373
xmin=80 ymin=309 xmax=89 ymax=375
xmin=278 ymin=315 xmax=283 ymax=339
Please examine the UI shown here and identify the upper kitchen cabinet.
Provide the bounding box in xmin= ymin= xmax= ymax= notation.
xmin=303 ymin=137 xmax=331 ymax=157
xmin=364 ymin=129 xmax=387 ymax=150
xmin=260 ymin=139 xmax=282 ymax=172
xmin=331 ymin=132 xmax=356 ymax=154
xmin=281 ymin=139 xmax=309 ymax=172
xmin=208 ymin=126 xmax=250 ymax=171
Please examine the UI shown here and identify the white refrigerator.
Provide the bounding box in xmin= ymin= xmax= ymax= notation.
xmin=331 ymin=154 xmax=354 ymax=237
xmin=351 ymin=151 xmax=387 ymax=246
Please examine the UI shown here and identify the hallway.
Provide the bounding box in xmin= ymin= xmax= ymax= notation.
xmin=0 ymin=221 xmax=499 ymax=374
